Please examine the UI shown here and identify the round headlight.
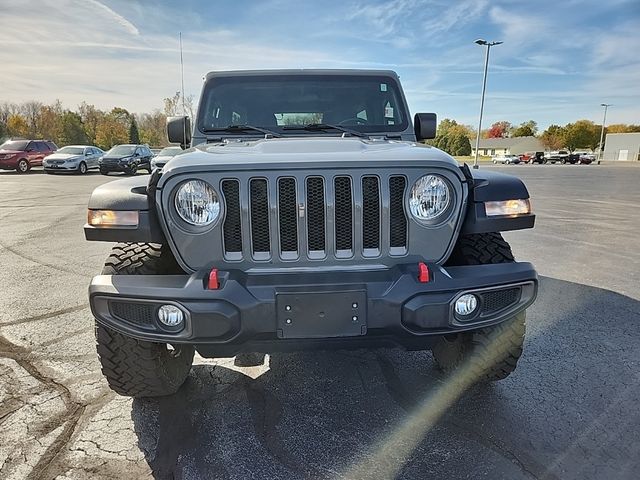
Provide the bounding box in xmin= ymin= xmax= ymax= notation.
xmin=174 ymin=180 xmax=220 ymax=226
xmin=409 ymin=175 xmax=451 ymax=222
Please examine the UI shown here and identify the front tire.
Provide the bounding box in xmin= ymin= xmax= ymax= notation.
xmin=436 ymin=233 xmax=526 ymax=381
xmin=78 ymin=161 xmax=88 ymax=174
xmin=16 ymin=159 xmax=29 ymax=173
xmin=99 ymin=167 xmax=109 ymax=175
xmin=95 ymin=243 xmax=194 ymax=397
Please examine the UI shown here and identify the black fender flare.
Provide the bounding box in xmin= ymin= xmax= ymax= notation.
xmin=84 ymin=174 xmax=165 ymax=243
xmin=460 ymin=165 xmax=535 ymax=234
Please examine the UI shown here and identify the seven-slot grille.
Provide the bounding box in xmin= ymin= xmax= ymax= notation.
xmin=221 ymin=174 xmax=408 ymax=261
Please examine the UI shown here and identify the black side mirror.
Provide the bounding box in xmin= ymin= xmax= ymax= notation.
xmin=414 ymin=113 xmax=437 ymax=141
xmin=167 ymin=116 xmax=191 ymax=149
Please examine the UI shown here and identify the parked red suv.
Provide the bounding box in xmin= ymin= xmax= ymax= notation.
xmin=0 ymin=139 xmax=58 ymax=173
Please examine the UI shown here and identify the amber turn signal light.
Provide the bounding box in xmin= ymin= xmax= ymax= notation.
xmin=87 ymin=209 xmax=139 ymax=227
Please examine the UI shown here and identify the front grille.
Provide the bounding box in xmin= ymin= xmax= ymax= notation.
xmin=278 ymin=178 xmax=298 ymax=254
xmin=481 ymin=288 xmax=521 ymax=315
xmin=222 ymin=180 xmax=242 ymax=253
xmin=220 ymin=172 xmax=408 ymax=261
xmin=249 ymin=179 xmax=270 ymax=255
xmin=334 ymin=176 xmax=353 ymax=252
xmin=306 ymin=177 xmax=326 ymax=253
xmin=362 ymin=177 xmax=380 ymax=252
xmin=389 ymin=176 xmax=407 ymax=248
xmin=110 ymin=301 xmax=155 ymax=327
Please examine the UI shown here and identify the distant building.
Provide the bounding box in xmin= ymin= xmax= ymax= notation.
xmin=603 ymin=133 xmax=640 ymax=161
xmin=470 ymin=136 xmax=545 ymax=157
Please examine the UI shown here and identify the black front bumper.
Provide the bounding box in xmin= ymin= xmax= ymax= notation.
xmin=89 ymin=262 xmax=538 ymax=356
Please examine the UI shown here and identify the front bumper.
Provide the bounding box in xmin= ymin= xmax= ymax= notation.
xmin=99 ymin=162 xmax=132 ymax=172
xmin=45 ymin=163 xmax=78 ymax=171
xmin=0 ymin=158 xmax=18 ymax=170
xmin=89 ymin=262 xmax=538 ymax=356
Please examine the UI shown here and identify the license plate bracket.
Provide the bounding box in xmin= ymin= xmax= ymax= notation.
xmin=276 ymin=290 xmax=367 ymax=339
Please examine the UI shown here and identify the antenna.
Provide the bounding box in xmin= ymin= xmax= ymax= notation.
xmin=179 ymin=32 xmax=187 ymax=147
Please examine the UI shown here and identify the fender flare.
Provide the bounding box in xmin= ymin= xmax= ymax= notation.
xmin=460 ymin=166 xmax=535 ymax=234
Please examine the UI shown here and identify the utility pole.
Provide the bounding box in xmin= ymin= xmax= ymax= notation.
xmin=179 ymin=32 xmax=187 ymax=147
xmin=598 ymin=103 xmax=611 ymax=163
xmin=473 ymin=39 xmax=502 ymax=169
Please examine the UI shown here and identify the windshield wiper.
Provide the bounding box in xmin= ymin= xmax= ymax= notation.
xmin=203 ymin=125 xmax=282 ymax=138
xmin=282 ymin=123 xmax=369 ymax=139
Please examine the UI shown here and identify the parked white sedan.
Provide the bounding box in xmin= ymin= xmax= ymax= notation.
xmin=44 ymin=145 xmax=104 ymax=174
xmin=492 ymin=155 xmax=521 ymax=164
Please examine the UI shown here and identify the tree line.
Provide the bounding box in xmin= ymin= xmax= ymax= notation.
xmin=426 ymin=118 xmax=640 ymax=156
xmin=0 ymin=92 xmax=194 ymax=150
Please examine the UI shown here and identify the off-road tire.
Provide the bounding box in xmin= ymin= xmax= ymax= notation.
xmin=435 ymin=232 xmax=525 ymax=381
xmin=95 ymin=243 xmax=194 ymax=397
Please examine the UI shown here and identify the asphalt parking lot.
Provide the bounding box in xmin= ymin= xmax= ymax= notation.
xmin=1 ymin=164 xmax=639 ymax=480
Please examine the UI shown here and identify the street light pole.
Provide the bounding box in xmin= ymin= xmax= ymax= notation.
xmin=598 ymin=103 xmax=611 ymax=162
xmin=473 ymin=39 xmax=502 ymax=169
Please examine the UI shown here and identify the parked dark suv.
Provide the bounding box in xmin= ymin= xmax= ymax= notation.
xmin=0 ymin=139 xmax=58 ymax=173
xmin=98 ymin=144 xmax=153 ymax=175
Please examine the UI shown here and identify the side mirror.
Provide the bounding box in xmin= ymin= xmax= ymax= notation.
xmin=167 ymin=116 xmax=191 ymax=149
xmin=414 ymin=113 xmax=437 ymax=141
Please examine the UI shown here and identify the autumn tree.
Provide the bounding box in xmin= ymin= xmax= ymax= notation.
xmin=511 ymin=120 xmax=538 ymax=137
xmin=59 ymin=111 xmax=88 ymax=145
xmin=6 ymin=114 xmax=29 ymax=138
xmin=95 ymin=112 xmax=129 ymax=149
xmin=137 ymin=110 xmax=168 ymax=147
xmin=540 ymin=124 xmax=566 ymax=150
xmin=78 ymin=102 xmax=104 ymax=145
xmin=563 ymin=120 xmax=600 ymax=151
xmin=487 ymin=121 xmax=511 ymax=138
xmin=0 ymin=103 xmax=20 ymax=138
xmin=36 ymin=105 xmax=62 ymax=142
xmin=426 ymin=118 xmax=472 ymax=155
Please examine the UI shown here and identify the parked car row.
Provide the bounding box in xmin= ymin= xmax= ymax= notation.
xmin=491 ymin=151 xmax=595 ymax=165
xmin=0 ymin=139 xmax=184 ymax=175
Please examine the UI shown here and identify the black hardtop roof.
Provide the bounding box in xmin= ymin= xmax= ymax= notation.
xmin=204 ymin=69 xmax=400 ymax=81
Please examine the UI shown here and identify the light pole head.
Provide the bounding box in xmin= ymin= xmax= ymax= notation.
xmin=601 ymin=103 xmax=612 ymax=107
xmin=475 ymin=39 xmax=487 ymax=45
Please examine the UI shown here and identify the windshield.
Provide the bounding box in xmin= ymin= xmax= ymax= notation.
xmin=56 ymin=147 xmax=84 ymax=155
xmin=1 ymin=140 xmax=29 ymax=151
xmin=198 ymin=74 xmax=408 ymax=134
xmin=158 ymin=147 xmax=182 ymax=156
xmin=107 ymin=145 xmax=135 ymax=156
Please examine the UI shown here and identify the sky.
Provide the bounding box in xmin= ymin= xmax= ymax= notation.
xmin=1 ymin=0 xmax=639 ymax=130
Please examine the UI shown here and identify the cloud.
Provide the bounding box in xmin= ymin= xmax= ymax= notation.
xmin=84 ymin=0 xmax=140 ymax=36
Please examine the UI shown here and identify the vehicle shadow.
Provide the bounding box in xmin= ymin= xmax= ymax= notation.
xmin=131 ymin=276 xmax=640 ymax=480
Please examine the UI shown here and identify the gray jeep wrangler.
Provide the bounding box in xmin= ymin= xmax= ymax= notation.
xmin=85 ymin=70 xmax=537 ymax=397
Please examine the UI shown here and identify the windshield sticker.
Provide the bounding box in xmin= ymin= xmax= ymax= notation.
xmin=385 ymin=106 xmax=394 ymax=118
xmin=380 ymin=83 xmax=387 ymax=92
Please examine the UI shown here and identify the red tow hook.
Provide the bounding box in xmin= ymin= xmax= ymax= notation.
xmin=207 ymin=268 xmax=219 ymax=290
xmin=418 ymin=262 xmax=430 ymax=283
